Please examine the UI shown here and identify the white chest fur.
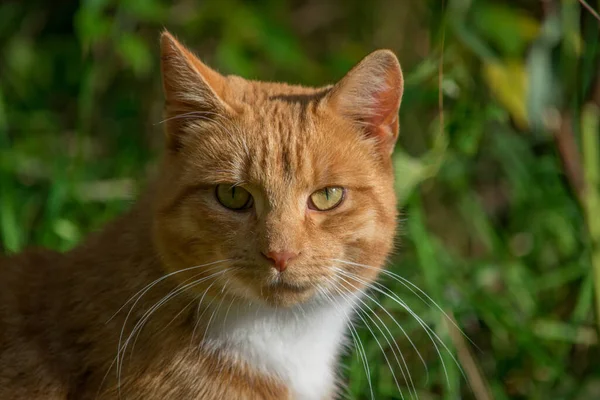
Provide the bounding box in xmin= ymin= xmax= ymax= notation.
xmin=203 ymin=298 xmax=354 ymax=400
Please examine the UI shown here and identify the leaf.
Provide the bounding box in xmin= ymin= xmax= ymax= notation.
xmin=393 ymin=150 xmax=427 ymax=206
xmin=120 ymin=0 xmax=166 ymax=22
xmin=526 ymin=11 xmax=563 ymax=132
xmin=482 ymin=60 xmax=529 ymax=130
xmin=73 ymin=4 xmax=112 ymax=51
xmin=116 ymin=33 xmax=152 ymax=77
xmin=6 ymin=37 xmax=35 ymax=78
xmin=0 ymin=181 xmax=22 ymax=253
xmin=471 ymin=2 xmax=540 ymax=57
xmin=53 ymin=218 xmax=81 ymax=244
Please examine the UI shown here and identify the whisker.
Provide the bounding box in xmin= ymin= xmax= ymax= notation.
xmin=202 ymin=284 xmax=228 ymax=342
xmin=333 ymin=263 xmax=466 ymax=386
xmin=376 ymin=280 xmax=466 ymax=385
xmin=114 ymin=262 xmax=226 ymax=389
xmin=113 ymin=261 xmax=227 ymax=396
xmin=116 ymin=268 xmax=228 ymax=393
xmin=220 ymin=296 xmax=236 ymax=333
xmin=158 ymin=291 xmax=201 ymax=333
xmin=328 ymin=280 xmax=407 ymax=400
xmin=95 ymin=357 xmax=117 ymax=399
xmin=119 ymin=271 xmax=224 ymax=367
xmin=317 ymin=282 xmax=375 ymax=400
xmin=332 ymin=258 xmax=477 ymax=349
xmin=335 ymin=271 xmax=423 ymax=397
xmin=334 ymin=268 xmax=429 ymax=383
xmin=107 ymin=259 xmax=230 ymax=324
xmin=190 ymin=279 xmax=222 ymax=346
xmin=129 ymin=270 xmax=215 ymax=359
xmin=333 ymin=274 xmax=418 ymax=400
xmin=119 ymin=271 xmax=227 ymax=386
xmin=361 ymin=276 xmax=451 ymax=385
xmin=155 ymin=110 xmax=224 ymax=125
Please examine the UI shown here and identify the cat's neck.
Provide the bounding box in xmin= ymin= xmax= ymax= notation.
xmin=201 ymin=297 xmax=354 ymax=400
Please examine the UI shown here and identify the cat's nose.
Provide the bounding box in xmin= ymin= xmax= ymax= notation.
xmin=263 ymin=251 xmax=299 ymax=272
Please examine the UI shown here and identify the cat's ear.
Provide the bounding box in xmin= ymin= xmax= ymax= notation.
xmin=327 ymin=50 xmax=403 ymax=156
xmin=160 ymin=30 xmax=230 ymax=118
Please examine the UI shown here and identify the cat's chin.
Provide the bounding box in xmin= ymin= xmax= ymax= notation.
xmin=259 ymin=282 xmax=316 ymax=308
xmin=226 ymin=277 xmax=317 ymax=308
xmin=223 ymin=267 xmax=323 ymax=307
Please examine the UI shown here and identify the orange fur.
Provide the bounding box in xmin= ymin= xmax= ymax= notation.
xmin=0 ymin=31 xmax=403 ymax=399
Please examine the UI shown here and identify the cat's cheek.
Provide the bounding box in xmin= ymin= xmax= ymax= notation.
xmin=353 ymin=209 xmax=379 ymax=240
xmin=333 ymin=205 xmax=395 ymax=273
xmin=221 ymin=276 xmax=262 ymax=302
xmin=153 ymin=199 xmax=232 ymax=266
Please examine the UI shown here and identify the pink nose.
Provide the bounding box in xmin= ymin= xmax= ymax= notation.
xmin=263 ymin=251 xmax=298 ymax=272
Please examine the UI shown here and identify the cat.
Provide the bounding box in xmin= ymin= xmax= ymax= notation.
xmin=0 ymin=30 xmax=403 ymax=400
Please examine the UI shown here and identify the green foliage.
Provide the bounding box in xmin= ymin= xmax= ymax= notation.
xmin=1 ymin=0 xmax=599 ymax=398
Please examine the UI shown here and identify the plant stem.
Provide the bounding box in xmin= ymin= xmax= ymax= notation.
xmin=581 ymin=103 xmax=600 ymax=331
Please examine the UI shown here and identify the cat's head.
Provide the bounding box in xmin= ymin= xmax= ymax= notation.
xmin=153 ymin=31 xmax=403 ymax=308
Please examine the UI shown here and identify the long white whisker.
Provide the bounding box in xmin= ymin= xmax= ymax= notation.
xmin=114 ymin=262 xmax=226 ymax=392
xmin=333 ymin=258 xmax=476 ymax=349
xmin=317 ymin=283 xmax=375 ymax=400
xmin=108 ymin=259 xmax=230 ymax=324
xmin=116 ymin=269 xmax=227 ymax=392
xmin=333 ymin=262 xmax=466 ymax=385
xmin=202 ymin=284 xmax=228 ymax=342
xmin=129 ymin=270 xmax=215 ymax=360
xmin=335 ymin=268 xmax=429 ymax=383
xmin=113 ymin=261 xmax=228 ymax=396
xmin=365 ymin=278 xmax=450 ymax=384
xmin=120 ymin=270 xmax=225 ymax=362
xmin=158 ymin=290 xmax=201 ymax=333
xmin=220 ymin=296 xmax=236 ymax=333
xmin=328 ymin=280 xmax=406 ymax=400
xmin=333 ymin=274 xmax=418 ymax=399
xmin=190 ymin=273 xmax=231 ymax=347
xmin=95 ymin=357 xmax=117 ymax=400
xmin=120 ymin=270 xmax=227 ymax=363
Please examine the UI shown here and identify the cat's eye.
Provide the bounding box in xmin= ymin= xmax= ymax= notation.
xmin=308 ymin=187 xmax=345 ymax=211
xmin=215 ymin=185 xmax=254 ymax=211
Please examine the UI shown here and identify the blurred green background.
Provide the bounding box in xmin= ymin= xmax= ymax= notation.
xmin=1 ymin=0 xmax=600 ymax=399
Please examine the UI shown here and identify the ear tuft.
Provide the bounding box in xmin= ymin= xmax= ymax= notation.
xmin=328 ymin=49 xmax=403 ymax=155
xmin=160 ymin=30 xmax=228 ymax=115
xmin=160 ymin=31 xmax=231 ymax=150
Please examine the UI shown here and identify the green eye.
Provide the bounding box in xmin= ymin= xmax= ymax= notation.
xmin=308 ymin=187 xmax=345 ymax=211
xmin=215 ymin=185 xmax=253 ymax=210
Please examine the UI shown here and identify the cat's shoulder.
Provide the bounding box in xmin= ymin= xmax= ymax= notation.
xmin=1 ymin=247 xmax=62 ymax=263
xmin=0 ymin=247 xmax=66 ymax=303
xmin=0 ymin=248 xmax=70 ymax=399
xmin=1 ymin=247 xmax=64 ymax=275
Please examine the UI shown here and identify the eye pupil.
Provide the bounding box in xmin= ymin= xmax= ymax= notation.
xmin=216 ymin=184 xmax=253 ymax=211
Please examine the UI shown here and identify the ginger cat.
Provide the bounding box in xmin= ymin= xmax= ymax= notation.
xmin=0 ymin=31 xmax=403 ymax=400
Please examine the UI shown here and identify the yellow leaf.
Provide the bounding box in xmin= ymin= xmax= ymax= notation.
xmin=483 ymin=60 xmax=529 ymax=130
xmin=515 ymin=14 xmax=541 ymax=42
